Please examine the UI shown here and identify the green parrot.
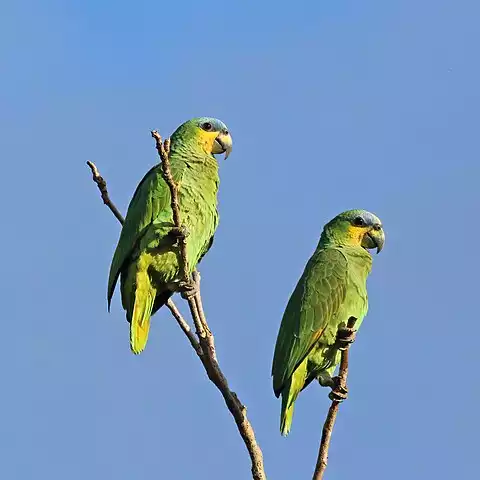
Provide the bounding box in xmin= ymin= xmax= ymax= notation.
xmin=271 ymin=209 xmax=385 ymax=436
xmin=107 ymin=117 xmax=232 ymax=354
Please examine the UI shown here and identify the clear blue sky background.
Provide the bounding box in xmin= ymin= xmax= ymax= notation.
xmin=1 ymin=1 xmax=478 ymax=479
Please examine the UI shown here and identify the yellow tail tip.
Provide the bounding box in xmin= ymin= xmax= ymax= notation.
xmin=130 ymin=343 xmax=145 ymax=355
xmin=130 ymin=324 xmax=150 ymax=355
xmin=280 ymin=407 xmax=294 ymax=436
xmin=130 ymin=330 xmax=149 ymax=354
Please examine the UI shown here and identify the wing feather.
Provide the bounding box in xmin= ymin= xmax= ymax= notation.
xmin=107 ymin=162 xmax=186 ymax=307
xmin=272 ymin=248 xmax=349 ymax=396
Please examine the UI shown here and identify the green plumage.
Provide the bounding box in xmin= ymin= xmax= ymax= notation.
xmin=107 ymin=117 xmax=232 ymax=354
xmin=272 ymin=209 xmax=385 ymax=436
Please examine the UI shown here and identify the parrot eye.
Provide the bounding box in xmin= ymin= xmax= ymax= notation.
xmin=202 ymin=122 xmax=213 ymax=131
xmin=352 ymin=216 xmax=365 ymax=227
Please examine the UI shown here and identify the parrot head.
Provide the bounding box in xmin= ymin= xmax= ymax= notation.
xmin=323 ymin=209 xmax=385 ymax=254
xmin=170 ymin=117 xmax=232 ymax=159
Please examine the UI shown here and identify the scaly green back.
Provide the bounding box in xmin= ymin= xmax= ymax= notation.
xmin=272 ymin=247 xmax=352 ymax=396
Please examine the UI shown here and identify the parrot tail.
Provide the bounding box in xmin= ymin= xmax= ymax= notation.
xmin=129 ymin=271 xmax=156 ymax=355
xmin=279 ymin=360 xmax=308 ymax=436
xmin=280 ymin=393 xmax=295 ymax=436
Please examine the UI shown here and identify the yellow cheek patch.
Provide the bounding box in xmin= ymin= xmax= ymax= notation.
xmin=346 ymin=225 xmax=368 ymax=245
xmin=193 ymin=130 xmax=218 ymax=153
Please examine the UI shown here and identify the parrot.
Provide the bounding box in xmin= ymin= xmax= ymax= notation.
xmin=107 ymin=117 xmax=232 ymax=354
xmin=271 ymin=209 xmax=385 ymax=436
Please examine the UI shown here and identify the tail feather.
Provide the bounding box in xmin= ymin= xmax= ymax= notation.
xmin=129 ymin=272 xmax=156 ymax=355
xmin=279 ymin=359 xmax=308 ymax=436
xmin=280 ymin=393 xmax=295 ymax=436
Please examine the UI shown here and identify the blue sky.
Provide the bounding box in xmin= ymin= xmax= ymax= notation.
xmin=1 ymin=1 xmax=479 ymax=478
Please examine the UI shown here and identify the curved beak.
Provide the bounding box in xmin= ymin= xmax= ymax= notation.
xmin=362 ymin=227 xmax=385 ymax=254
xmin=212 ymin=132 xmax=233 ymax=159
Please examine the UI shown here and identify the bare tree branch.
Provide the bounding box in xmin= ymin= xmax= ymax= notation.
xmin=166 ymin=298 xmax=202 ymax=355
xmin=86 ymin=161 xmax=125 ymax=224
xmin=88 ymin=132 xmax=266 ymax=480
xmin=312 ymin=316 xmax=358 ymax=480
xmin=150 ymin=130 xmax=266 ymax=480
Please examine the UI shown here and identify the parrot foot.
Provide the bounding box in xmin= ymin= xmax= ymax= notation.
xmin=169 ymin=225 xmax=190 ymax=243
xmin=178 ymin=277 xmax=200 ymax=299
xmin=335 ymin=326 xmax=357 ymax=351
xmin=328 ymin=376 xmax=348 ymax=402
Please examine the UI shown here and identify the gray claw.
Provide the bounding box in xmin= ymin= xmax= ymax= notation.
xmin=328 ymin=376 xmax=348 ymax=402
xmin=336 ymin=326 xmax=356 ymax=350
xmin=178 ymin=278 xmax=199 ymax=299
xmin=169 ymin=225 xmax=190 ymax=242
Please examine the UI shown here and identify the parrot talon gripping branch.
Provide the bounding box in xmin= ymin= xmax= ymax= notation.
xmin=178 ymin=277 xmax=200 ymax=299
xmin=328 ymin=377 xmax=349 ymax=402
xmin=335 ymin=326 xmax=357 ymax=351
xmin=168 ymin=225 xmax=190 ymax=241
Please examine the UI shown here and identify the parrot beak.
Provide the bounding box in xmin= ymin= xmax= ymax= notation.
xmin=361 ymin=226 xmax=385 ymax=254
xmin=212 ymin=132 xmax=233 ymax=159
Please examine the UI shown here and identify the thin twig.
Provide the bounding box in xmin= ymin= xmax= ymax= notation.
xmin=313 ymin=316 xmax=358 ymax=480
xmin=151 ymin=131 xmax=206 ymax=343
xmin=151 ymin=132 xmax=190 ymax=281
xmin=150 ymin=130 xmax=266 ymax=480
xmin=192 ymin=271 xmax=211 ymax=336
xmin=86 ymin=161 xmax=125 ymax=224
xmin=166 ymin=299 xmax=202 ymax=355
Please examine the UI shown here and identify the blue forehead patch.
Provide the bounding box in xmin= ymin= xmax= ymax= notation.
xmin=194 ymin=117 xmax=228 ymax=132
xmin=341 ymin=209 xmax=382 ymax=226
